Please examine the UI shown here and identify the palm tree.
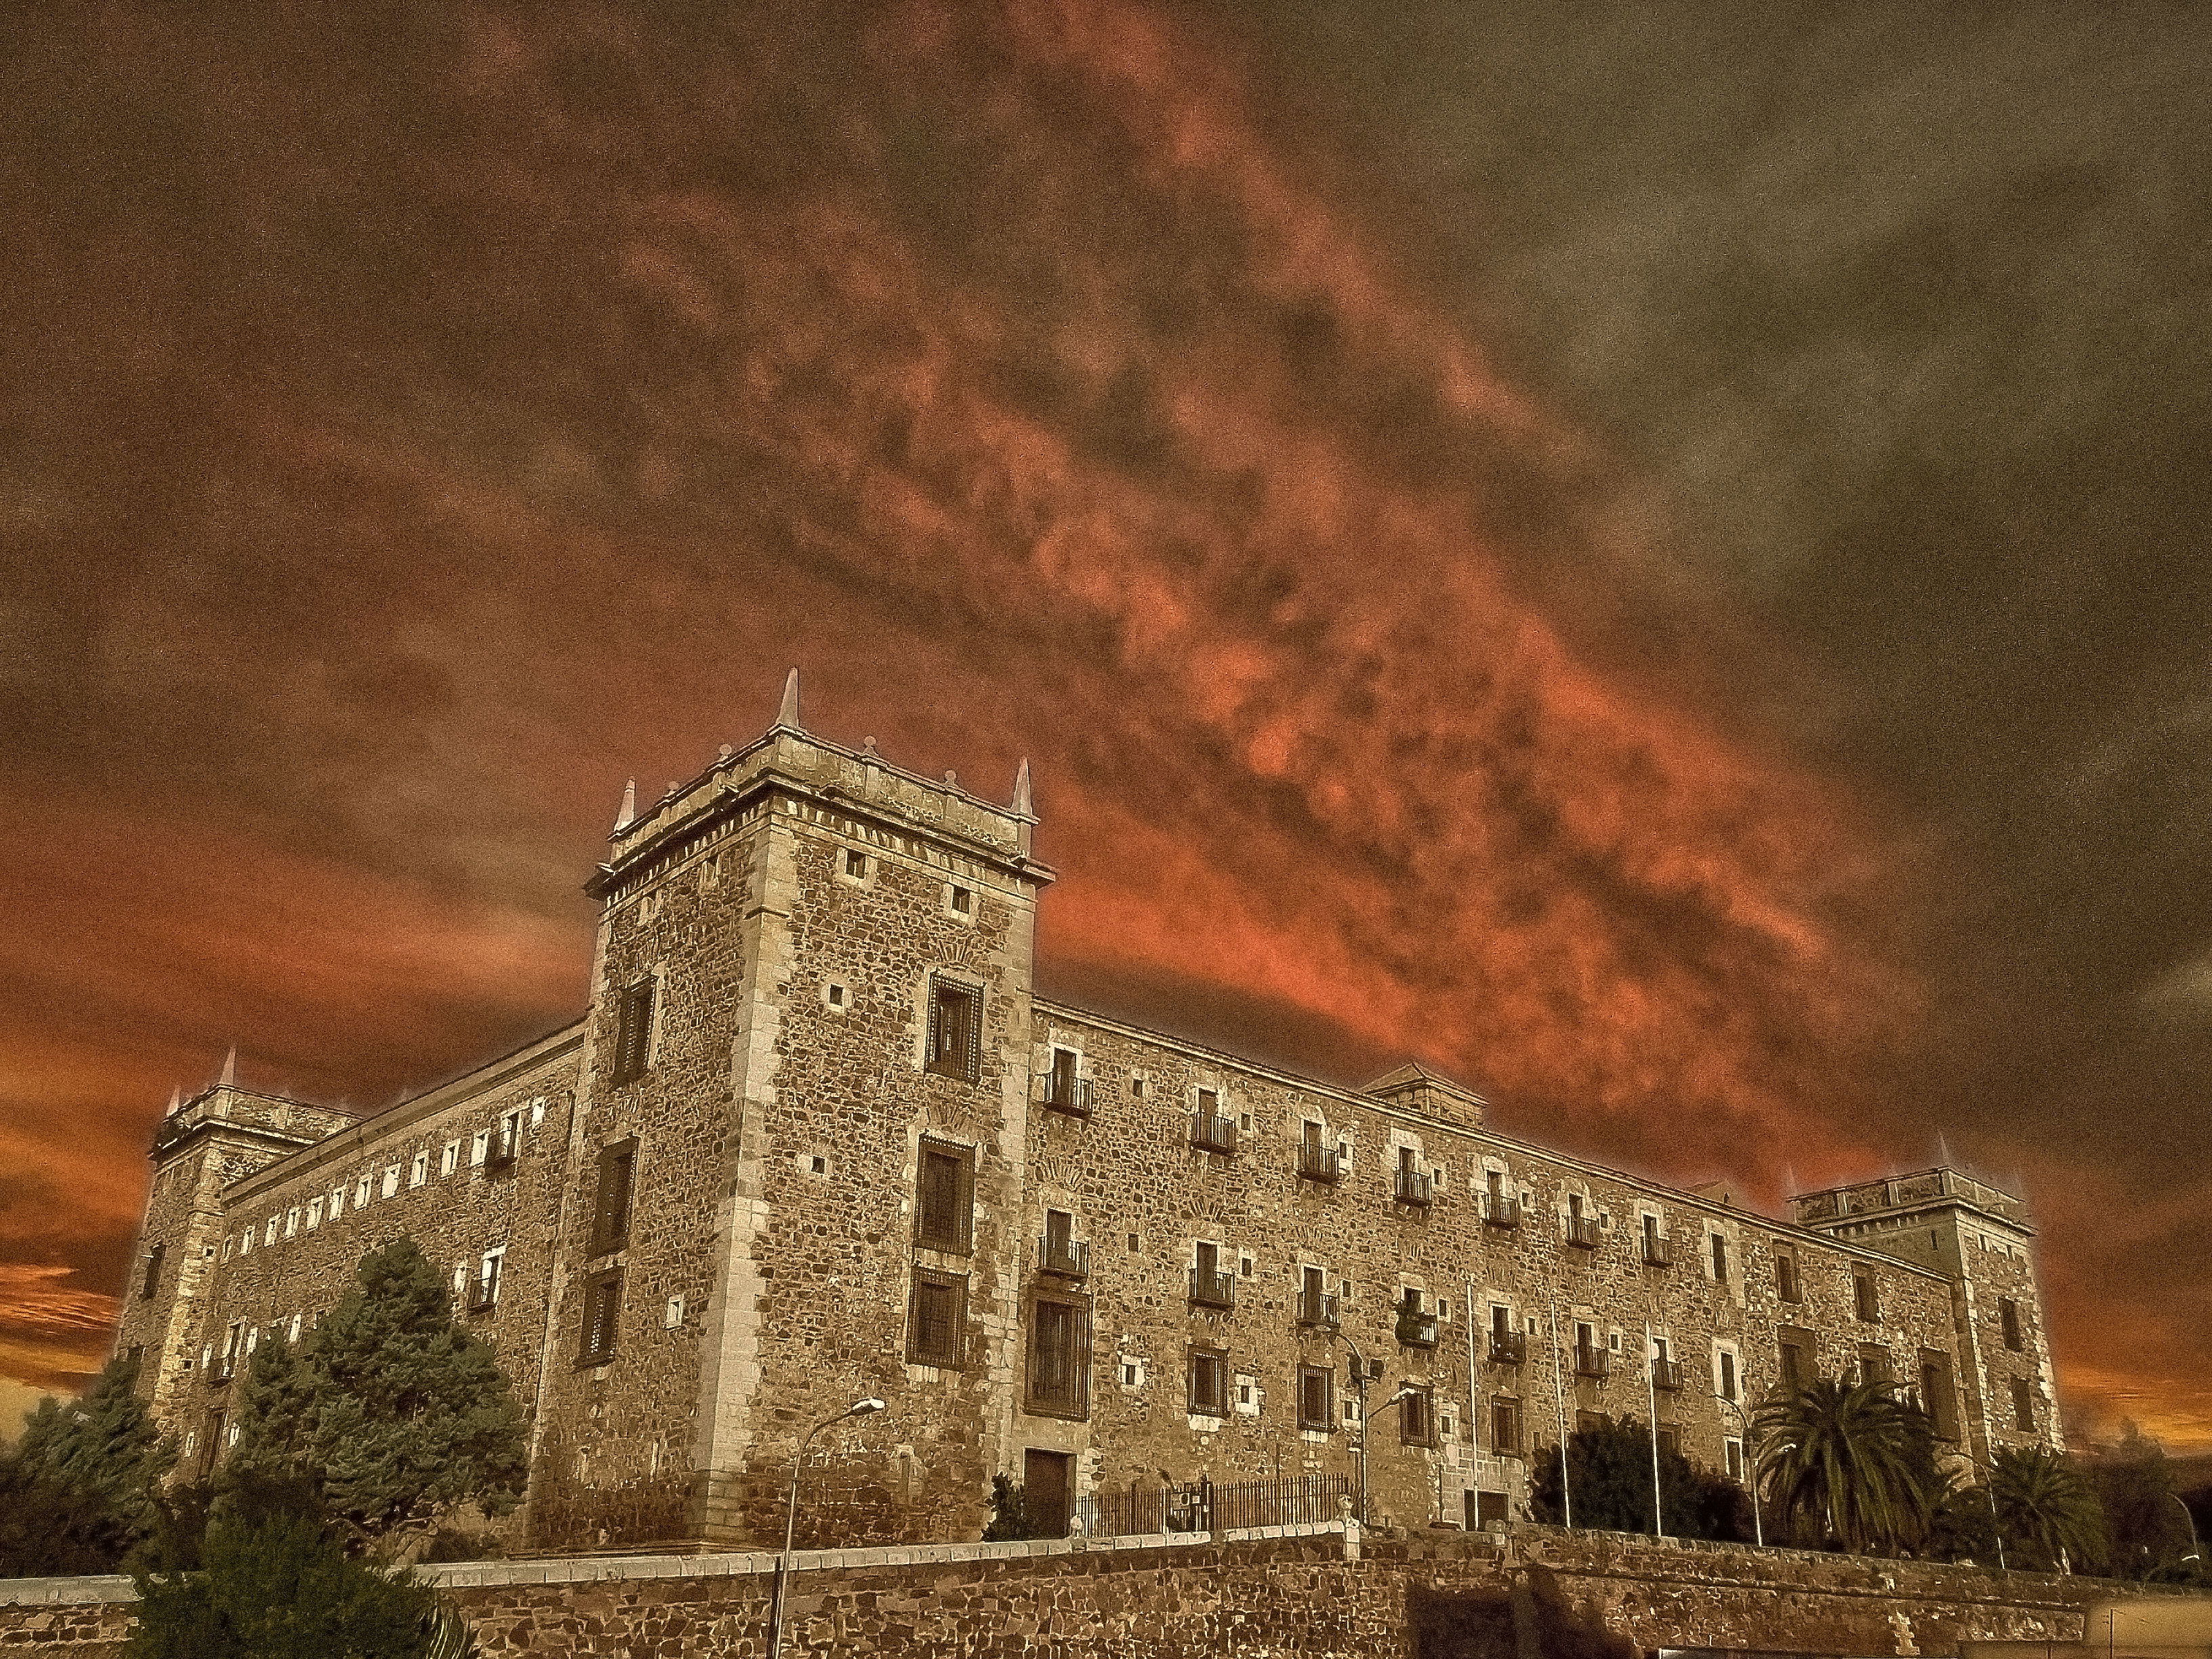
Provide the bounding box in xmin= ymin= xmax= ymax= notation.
xmin=1990 ymin=1446 xmax=2107 ymax=1573
xmin=1753 ymin=1376 xmax=1932 ymax=1554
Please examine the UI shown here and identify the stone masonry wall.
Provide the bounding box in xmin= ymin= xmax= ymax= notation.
xmin=1025 ymin=1002 xmax=1984 ymax=1536
xmin=9 ymin=1526 xmax=2207 ymax=1658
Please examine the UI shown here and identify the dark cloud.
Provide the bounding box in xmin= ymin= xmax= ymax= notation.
xmin=1 ymin=0 xmax=2203 ymax=1440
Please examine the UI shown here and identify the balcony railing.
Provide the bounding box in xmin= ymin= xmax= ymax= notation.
xmin=1394 ymin=1170 xmax=1433 ymax=1208
xmin=1395 ymin=1308 xmax=1439 ymax=1349
xmin=1189 ymin=1267 xmax=1237 ymax=1310
xmin=1650 ymin=1357 xmax=1683 ymax=1391
xmin=1038 ymin=1237 xmax=1090 ymax=1281
xmin=1191 ymin=1113 xmax=1237 ymax=1155
xmin=1641 ymin=1235 xmax=1674 ymax=1267
xmin=1296 ymin=1290 xmax=1339 ymax=1330
xmin=1564 ymin=1216 xmax=1601 ymax=1249
xmin=1039 ymin=1076 xmax=1094 ymax=1120
xmin=1574 ymin=1346 xmax=1612 ymax=1380
xmin=205 ymin=1364 xmax=233 ymax=1388
xmin=1488 ymin=1330 xmax=1526 ymax=1365
xmin=1482 ymin=1196 xmax=1521 ymax=1229
xmin=467 ymin=1287 xmax=498 ymax=1314
xmin=483 ymin=1136 xmax=517 ymax=1174
xmin=1296 ymin=1145 xmax=1343 ymax=1185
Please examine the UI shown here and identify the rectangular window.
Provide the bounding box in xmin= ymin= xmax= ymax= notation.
xmin=140 ymin=1244 xmax=164 ymax=1300
xmin=1853 ymin=1273 xmax=1880 ymax=1322
xmin=306 ymin=1197 xmax=322 ymax=1231
xmin=1297 ymin=1364 xmax=1335 ymax=1431
xmin=1719 ymin=1349 xmax=1738 ymax=1402
xmin=1919 ymin=1351 xmax=1959 ymax=1439
xmin=578 ymin=1270 xmax=622 ymax=1364
xmin=409 ymin=1151 xmax=428 ymax=1188
xmin=1710 ymin=1232 xmax=1729 ymax=1281
xmin=487 ymin=1109 xmax=522 ymax=1170
xmin=1776 ymin=1253 xmax=1802 ymax=1303
xmin=611 ymin=978 xmax=655 ymax=1086
xmin=2011 ymin=1376 xmax=2036 ymax=1431
xmin=2000 ymin=1298 xmax=2024 ymax=1351
xmin=440 ymin=1142 xmax=459 ymax=1178
xmin=381 ymin=1164 xmax=399 ymax=1198
xmin=1725 ymin=1438 xmax=1744 ymax=1481
xmin=283 ymin=1208 xmax=298 ymax=1237
xmin=1778 ymin=1335 xmax=1809 ymax=1391
xmin=1656 ymin=1425 xmax=1681 ymax=1457
xmin=470 ymin=1130 xmax=489 ymax=1167
xmin=329 ymin=1186 xmax=345 ymax=1219
xmin=926 ymin=978 xmax=983 ymax=1082
xmin=1400 ymin=1385 xmax=1435 ymax=1446
xmin=354 ymin=1174 xmax=372 ymax=1208
xmin=1188 ymin=1348 xmax=1228 ymax=1416
xmin=472 ymin=1250 xmax=504 ymax=1312
xmin=590 ymin=1138 xmax=638 ymax=1256
xmin=1858 ymin=1344 xmax=1892 ymax=1386
xmin=950 ymin=884 xmax=972 ymax=915
xmin=1491 ymin=1397 xmax=1521 ymax=1455
xmin=844 ymin=847 xmax=867 ymax=878
xmin=915 ymin=1138 xmax=975 ymax=1253
xmin=1026 ymin=1295 xmax=1091 ymax=1417
xmin=265 ymin=1217 xmax=279 ymax=1246
xmin=908 ymin=1269 xmax=967 ymax=1368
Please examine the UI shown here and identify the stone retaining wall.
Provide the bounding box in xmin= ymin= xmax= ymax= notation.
xmin=5 ymin=1524 xmax=2207 ymax=1658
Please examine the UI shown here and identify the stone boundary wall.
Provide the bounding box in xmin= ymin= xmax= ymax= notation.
xmin=7 ymin=1524 xmax=2209 ymax=1658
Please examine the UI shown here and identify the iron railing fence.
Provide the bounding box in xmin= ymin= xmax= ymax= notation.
xmin=1075 ymin=1472 xmax=1353 ymax=1538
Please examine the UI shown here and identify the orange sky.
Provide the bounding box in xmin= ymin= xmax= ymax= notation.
xmin=5 ymin=0 xmax=2209 ymax=1450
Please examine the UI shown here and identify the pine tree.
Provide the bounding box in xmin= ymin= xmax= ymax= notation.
xmin=15 ymin=1353 xmax=175 ymax=1547
xmin=221 ymin=1332 xmax=321 ymax=1494
xmin=301 ymin=1240 xmax=527 ymax=1542
xmin=128 ymin=1507 xmax=474 ymax=1659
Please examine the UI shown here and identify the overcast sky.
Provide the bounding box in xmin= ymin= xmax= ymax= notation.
xmin=3 ymin=1 xmax=2208 ymax=1446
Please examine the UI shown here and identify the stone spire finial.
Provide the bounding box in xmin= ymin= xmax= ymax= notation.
xmin=614 ymin=779 xmax=636 ymax=832
xmin=219 ymin=1046 xmax=237 ymax=1088
xmin=167 ymin=1085 xmax=182 ymax=1114
xmin=1012 ymin=758 xmax=1033 ymax=816
xmin=775 ymin=667 xmax=802 ymax=731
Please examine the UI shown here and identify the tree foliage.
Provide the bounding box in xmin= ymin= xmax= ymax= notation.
xmin=1754 ymin=1377 xmax=1933 ymax=1553
xmin=2078 ymin=1424 xmax=2190 ymax=1579
xmin=0 ymin=1354 xmax=173 ymax=1574
xmin=982 ymin=1473 xmax=1049 ymax=1540
xmin=1991 ymin=1446 xmax=2108 ymax=1574
xmin=1529 ymin=1418 xmax=1750 ymax=1541
xmin=226 ymin=1239 xmax=528 ymax=1544
xmin=127 ymin=1503 xmax=474 ymax=1659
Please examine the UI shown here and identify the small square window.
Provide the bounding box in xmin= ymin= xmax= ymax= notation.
xmin=440 ymin=1142 xmax=459 ymax=1177
xmin=1127 ymin=1233 xmax=1141 ymax=1254
xmin=410 ymin=1151 xmax=428 ymax=1188
xmin=810 ymin=1155 xmax=828 ymax=1175
xmin=827 ymin=983 xmax=846 ymax=1008
xmin=950 ymin=884 xmax=973 ymax=915
xmin=1122 ymin=1360 xmax=1141 ymax=1387
xmin=844 ymin=848 xmax=868 ymax=878
xmin=1130 ymin=1076 xmax=1145 ymax=1098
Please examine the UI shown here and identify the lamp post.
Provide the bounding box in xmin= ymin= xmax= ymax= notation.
xmin=1716 ymin=1392 xmax=1763 ymax=1548
xmin=2171 ymin=1492 xmax=2201 ymax=1570
xmin=766 ymin=1396 xmax=885 ymax=1659
xmin=1324 ymin=1327 xmax=1376 ymax=1525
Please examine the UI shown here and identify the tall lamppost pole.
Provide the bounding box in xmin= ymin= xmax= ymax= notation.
xmin=1716 ymin=1393 xmax=1763 ymax=1548
xmin=2172 ymin=1492 xmax=2203 ymax=1572
xmin=766 ymin=1396 xmax=886 ymax=1659
xmin=1326 ymin=1327 xmax=1376 ymax=1525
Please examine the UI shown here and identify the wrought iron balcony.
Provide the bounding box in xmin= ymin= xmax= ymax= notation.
xmin=1650 ymin=1357 xmax=1683 ymax=1391
xmin=1394 ymin=1170 xmax=1433 ymax=1208
xmin=1482 ymin=1196 xmax=1521 ymax=1229
xmin=1189 ymin=1267 xmax=1237 ymax=1310
xmin=1395 ymin=1308 xmax=1439 ymax=1349
xmin=1295 ymin=1290 xmax=1339 ymax=1330
xmin=483 ymin=1135 xmax=517 ymax=1174
xmin=467 ymin=1286 xmax=498 ymax=1314
xmin=1191 ymin=1113 xmax=1237 ymax=1155
xmin=1038 ymin=1236 xmax=1090 ymax=1281
xmin=1641 ymin=1235 xmax=1674 ymax=1267
xmin=1039 ymin=1075 xmax=1094 ymax=1120
xmin=1564 ymin=1215 xmax=1601 ymax=1250
xmin=1296 ymin=1145 xmax=1343 ymax=1185
xmin=1488 ymin=1331 xmax=1526 ymax=1365
xmin=1574 ymin=1345 xmax=1612 ymax=1380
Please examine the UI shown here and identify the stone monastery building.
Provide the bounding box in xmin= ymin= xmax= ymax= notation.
xmin=114 ymin=678 xmax=2062 ymax=1552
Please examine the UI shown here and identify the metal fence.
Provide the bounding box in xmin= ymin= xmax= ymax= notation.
xmin=1074 ymin=1473 xmax=1353 ymax=1538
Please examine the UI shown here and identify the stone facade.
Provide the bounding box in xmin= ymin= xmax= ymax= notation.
xmin=110 ymin=695 xmax=2062 ymax=1553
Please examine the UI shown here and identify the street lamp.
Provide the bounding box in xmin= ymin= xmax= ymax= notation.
xmin=1324 ymin=1328 xmax=1378 ymax=1526
xmin=766 ymin=1396 xmax=886 ymax=1659
xmin=1715 ymin=1392 xmax=1763 ymax=1548
xmin=2171 ymin=1492 xmax=2201 ymax=1569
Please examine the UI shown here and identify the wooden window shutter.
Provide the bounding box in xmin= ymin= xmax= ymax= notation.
xmin=592 ymin=1140 xmax=637 ymax=1255
xmin=954 ymin=1149 xmax=975 ymax=1251
xmin=925 ymin=977 xmax=943 ymax=1068
xmin=963 ymin=982 xmax=983 ymax=1082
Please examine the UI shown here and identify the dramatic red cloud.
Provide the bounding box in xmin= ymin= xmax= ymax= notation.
xmin=1 ymin=0 xmax=2190 ymax=1445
